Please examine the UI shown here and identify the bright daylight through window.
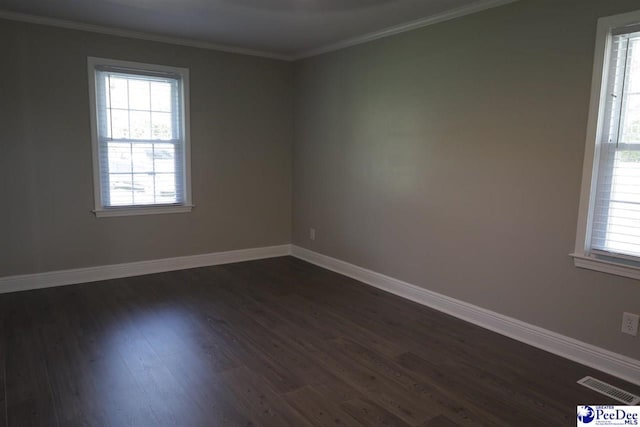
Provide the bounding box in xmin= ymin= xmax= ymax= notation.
xmin=88 ymin=58 xmax=192 ymax=217
xmin=574 ymin=11 xmax=640 ymax=279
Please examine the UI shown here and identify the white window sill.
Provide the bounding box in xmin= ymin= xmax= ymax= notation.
xmin=570 ymin=253 xmax=640 ymax=281
xmin=93 ymin=205 xmax=193 ymax=218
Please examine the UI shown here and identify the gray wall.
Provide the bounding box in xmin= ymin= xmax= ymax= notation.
xmin=292 ymin=0 xmax=640 ymax=360
xmin=0 ymin=19 xmax=293 ymax=276
xmin=3 ymin=0 xmax=640 ymax=361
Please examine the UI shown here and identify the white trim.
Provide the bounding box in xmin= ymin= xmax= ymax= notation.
xmin=182 ymin=63 xmax=193 ymax=211
xmin=87 ymin=57 xmax=193 ymax=216
xmin=88 ymin=57 xmax=101 ymax=213
xmin=0 ymin=10 xmax=291 ymax=61
xmin=93 ymin=204 xmax=194 ymax=218
xmin=0 ymin=244 xmax=292 ymax=294
xmin=292 ymin=0 xmax=519 ymax=59
xmin=3 ymin=243 xmax=637 ymax=384
xmin=573 ymin=9 xmax=640 ymax=277
xmin=571 ymin=253 xmax=640 ymax=281
xmin=291 ymin=245 xmax=640 ymax=386
xmin=0 ymin=2 xmax=518 ymax=62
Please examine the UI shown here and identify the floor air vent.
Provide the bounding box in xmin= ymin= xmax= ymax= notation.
xmin=577 ymin=376 xmax=640 ymax=405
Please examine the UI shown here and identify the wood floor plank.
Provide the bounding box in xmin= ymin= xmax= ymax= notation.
xmin=220 ymin=366 xmax=313 ymax=427
xmin=211 ymin=266 xmax=444 ymax=424
xmin=218 ymin=263 xmax=503 ymax=425
xmin=328 ymin=338 xmax=499 ymax=426
xmin=158 ymin=352 xmax=255 ymax=426
xmin=396 ymin=351 xmax=570 ymax=426
xmin=4 ymin=294 xmax=60 ymax=427
xmin=286 ymin=386 xmax=363 ymax=427
xmin=1 ymin=256 xmax=639 ymax=427
xmin=66 ymin=286 xmax=162 ymax=427
xmin=0 ymin=303 xmax=7 ymax=427
xmin=420 ymin=415 xmax=463 ymax=427
xmin=339 ymin=397 xmax=412 ymax=427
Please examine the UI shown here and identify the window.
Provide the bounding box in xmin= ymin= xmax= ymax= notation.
xmin=574 ymin=10 xmax=640 ymax=279
xmin=88 ymin=57 xmax=192 ymax=217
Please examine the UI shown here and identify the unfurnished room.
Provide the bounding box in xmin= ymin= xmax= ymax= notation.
xmin=1 ymin=0 xmax=640 ymax=425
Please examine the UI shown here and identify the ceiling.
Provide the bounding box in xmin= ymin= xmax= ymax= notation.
xmin=0 ymin=0 xmax=514 ymax=59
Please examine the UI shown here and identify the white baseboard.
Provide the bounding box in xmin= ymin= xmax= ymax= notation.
xmin=291 ymin=245 xmax=640 ymax=386
xmin=0 ymin=244 xmax=292 ymax=294
xmin=3 ymin=243 xmax=638 ymax=385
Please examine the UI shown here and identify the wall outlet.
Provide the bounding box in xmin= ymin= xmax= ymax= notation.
xmin=621 ymin=312 xmax=639 ymax=336
xmin=309 ymin=228 xmax=316 ymax=241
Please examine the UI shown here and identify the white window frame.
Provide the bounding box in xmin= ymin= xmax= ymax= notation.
xmin=87 ymin=57 xmax=193 ymax=218
xmin=572 ymin=10 xmax=640 ymax=280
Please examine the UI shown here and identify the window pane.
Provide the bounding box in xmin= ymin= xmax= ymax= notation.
xmin=103 ymin=79 xmax=111 ymax=126
xmin=153 ymin=143 xmax=175 ymax=173
xmin=155 ymin=173 xmax=177 ymax=204
xmin=150 ymin=81 xmax=172 ymax=112
xmin=109 ymin=175 xmax=134 ymax=206
xmin=104 ymin=108 xmax=112 ymax=139
xmin=108 ymin=77 xmax=128 ymax=109
xmin=628 ymin=39 xmax=640 ymax=93
xmin=132 ymin=143 xmax=154 ymax=173
xmin=107 ymin=142 xmax=132 ymax=173
xmin=152 ymin=112 xmax=173 ymax=140
xmin=129 ymin=79 xmax=150 ymax=111
xmin=626 ymin=94 xmax=640 ymax=111
xmin=611 ymin=151 xmax=640 ymax=203
xmin=110 ymin=109 xmax=129 ymax=139
xmin=604 ymin=201 xmax=640 ymax=256
xmin=130 ymin=111 xmax=151 ymax=140
xmin=132 ymin=174 xmax=155 ymax=204
xmin=621 ymin=95 xmax=640 ymax=143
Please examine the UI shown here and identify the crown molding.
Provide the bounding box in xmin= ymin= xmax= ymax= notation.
xmin=292 ymin=0 xmax=519 ymax=59
xmin=0 ymin=10 xmax=293 ymax=61
xmin=0 ymin=0 xmax=518 ymax=62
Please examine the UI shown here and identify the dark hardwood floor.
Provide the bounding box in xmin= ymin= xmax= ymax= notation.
xmin=0 ymin=256 xmax=638 ymax=426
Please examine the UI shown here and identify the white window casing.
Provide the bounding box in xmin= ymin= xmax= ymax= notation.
xmin=573 ymin=10 xmax=640 ymax=279
xmin=87 ymin=57 xmax=193 ymax=217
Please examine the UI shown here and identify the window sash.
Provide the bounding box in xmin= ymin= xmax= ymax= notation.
xmin=97 ymin=140 xmax=186 ymax=207
xmin=92 ymin=64 xmax=188 ymax=210
xmin=590 ymin=29 xmax=640 ymax=260
xmin=572 ymin=10 xmax=640 ymax=279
